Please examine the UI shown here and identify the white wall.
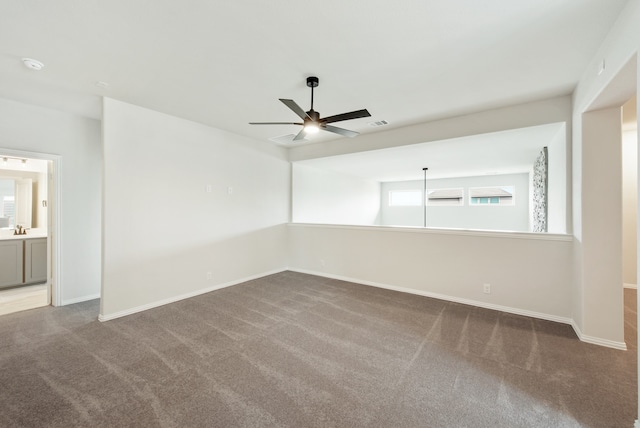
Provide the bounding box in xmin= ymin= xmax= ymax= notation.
xmin=292 ymin=163 xmax=380 ymax=226
xmin=285 ymin=94 xmax=579 ymax=347
xmin=288 ymin=224 xmax=573 ymax=322
xmin=571 ymin=0 xmax=640 ymax=347
xmin=101 ymin=98 xmax=290 ymax=319
xmin=380 ymin=173 xmax=530 ymax=231
xmin=0 ymin=97 xmax=101 ymax=304
xmin=623 ymin=129 xmax=638 ymax=286
xmin=580 ymin=109 xmax=624 ymax=346
xmin=283 ymin=96 xmax=577 ymax=345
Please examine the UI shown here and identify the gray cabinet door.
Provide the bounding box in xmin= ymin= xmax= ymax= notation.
xmin=25 ymin=238 xmax=47 ymax=284
xmin=0 ymin=240 xmax=23 ymax=288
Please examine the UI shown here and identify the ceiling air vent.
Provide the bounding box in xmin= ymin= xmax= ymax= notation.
xmin=268 ymin=133 xmax=309 ymax=145
xmin=368 ymin=120 xmax=389 ymax=127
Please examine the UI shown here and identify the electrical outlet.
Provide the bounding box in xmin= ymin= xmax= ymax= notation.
xmin=227 ymin=186 xmax=233 ymax=195
xmin=483 ymin=283 xmax=491 ymax=294
xmin=205 ymin=184 xmax=212 ymax=193
xmin=206 ymin=272 xmax=212 ymax=280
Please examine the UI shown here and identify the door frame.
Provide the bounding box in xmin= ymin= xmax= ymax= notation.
xmin=0 ymin=147 xmax=61 ymax=306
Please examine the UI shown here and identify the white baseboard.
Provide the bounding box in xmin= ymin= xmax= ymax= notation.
xmin=62 ymin=293 xmax=101 ymax=306
xmin=98 ymin=268 xmax=286 ymax=322
xmin=288 ymin=268 xmax=572 ymax=325
xmin=634 ymin=419 xmax=640 ymax=428
xmin=624 ymin=283 xmax=637 ymax=289
xmin=98 ymin=267 xmax=631 ymax=351
xmin=289 ymin=268 xmax=629 ymax=351
xmin=570 ymin=320 xmax=628 ymax=350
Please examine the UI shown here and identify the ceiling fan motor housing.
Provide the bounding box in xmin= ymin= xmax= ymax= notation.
xmin=306 ymin=76 xmax=319 ymax=88
xmin=306 ymin=110 xmax=320 ymax=122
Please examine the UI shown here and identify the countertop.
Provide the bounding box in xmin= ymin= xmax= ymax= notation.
xmin=0 ymin=231 xmax=48 ymax=241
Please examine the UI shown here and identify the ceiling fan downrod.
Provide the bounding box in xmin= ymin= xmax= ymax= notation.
xmin=307 ymin=76 xmax=319 ymax=113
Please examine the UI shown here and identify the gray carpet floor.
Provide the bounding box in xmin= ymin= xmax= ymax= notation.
xmin=0 ymin=271 xmax=636 ymax=427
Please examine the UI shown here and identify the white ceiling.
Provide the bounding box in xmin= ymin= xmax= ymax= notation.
xmin=0 ymin=0 xmax=629 ymax=145
xmin=295 ymin=123 xmax=564 ymax=182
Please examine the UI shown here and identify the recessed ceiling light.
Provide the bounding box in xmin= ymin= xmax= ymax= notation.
xmin=22 ymin=58 xmax=44 ymax=71
xmin=95 ymin=81 xmax=109 ymax=89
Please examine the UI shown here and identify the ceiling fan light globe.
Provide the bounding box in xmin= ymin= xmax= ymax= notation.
xmin=304 ymin=123 xmax=319 ymax=134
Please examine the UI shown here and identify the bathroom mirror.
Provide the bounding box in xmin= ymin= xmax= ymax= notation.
xmin=0 ymin=177 xmax=33 ymax=229
xmin=0 ymin=178 xmax=13 ymax=228
xmin=0 ymin=157 xmax=49 ymax=230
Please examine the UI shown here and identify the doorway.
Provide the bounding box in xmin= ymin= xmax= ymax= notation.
xmin=0 ymin=148 xmax=60 ymax=314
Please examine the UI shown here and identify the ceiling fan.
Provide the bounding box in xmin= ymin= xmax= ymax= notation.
xmin=250 ymin=76 xmax=371 ymax=141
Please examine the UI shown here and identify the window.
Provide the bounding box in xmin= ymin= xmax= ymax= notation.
xmin=389 ymin=190 xmax=422 ymax=206
xmin=469 ymin=186 xmax=514 ymax=205
xmin=427 ymin=188 xmax=464 ymax=206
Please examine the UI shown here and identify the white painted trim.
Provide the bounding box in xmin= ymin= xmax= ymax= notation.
xmin=51 ymin=156 xmax=62 ymax=307
xmin=0 ymin=148 xmax=62 ymax=307
xmin=288 ymin=268 xmax=573 ymax=325
xmin=634 ymin=419 xmax=639 ymax=428
xmin=287 ymin=222 xmax=573 ymax=242
xmin=624 ymin=283 xmax=637 ymax=289
xmin=289 ymin=268 xmax=628 ymax=350
xmin=98 ymin=268 xmax=286 ymax=322
xmin=570 ymin=320 xmax=628 ymax=351
xmin=62 ymin=293 xmax=100 ymax=306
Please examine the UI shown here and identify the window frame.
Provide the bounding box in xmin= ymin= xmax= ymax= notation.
xmin=468 ymin=186 xmax=515 ymax=206
xmin=388 ymin=189 xmax=423 ymax=207
xmin=426 ymin=187 xmax=464 ymax=206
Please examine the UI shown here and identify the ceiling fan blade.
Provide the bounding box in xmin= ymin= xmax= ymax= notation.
xmin=320 ymin=109 xmax=371 ymax=124
xmin=280 ymin=99 xmax=311 ymax=120
xmin=249 ymin=122 xmax=303 ymax=125
xmin=292 ymin=128 xmax=307 ymax=141
xmin=321 ymin=124 xmax=359 ymax=138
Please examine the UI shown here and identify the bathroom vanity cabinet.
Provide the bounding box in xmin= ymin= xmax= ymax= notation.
xmin=0 ymin=237 xmax=47 ymax=289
